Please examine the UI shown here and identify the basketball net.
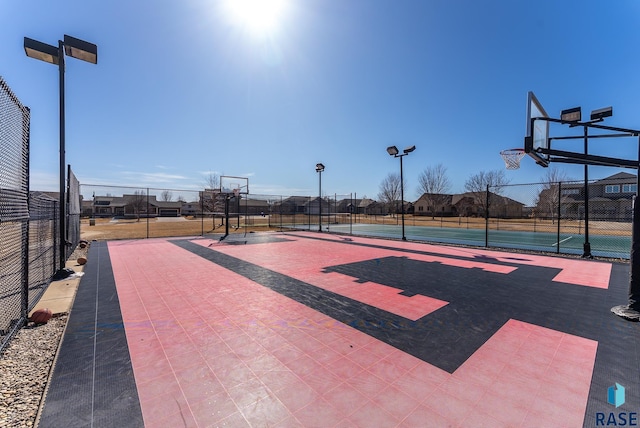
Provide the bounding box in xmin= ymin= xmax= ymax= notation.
xmin=233 ymin=188 xmax=240 ymax=198
xmin=500 ymin=149 xmax=526 ymax=170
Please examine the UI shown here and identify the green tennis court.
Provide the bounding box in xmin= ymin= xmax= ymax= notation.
xmin=289 ymin=223 xmax=632 ymax=259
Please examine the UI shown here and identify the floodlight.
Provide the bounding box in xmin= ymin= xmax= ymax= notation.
xmin=315 ymin=163 xmax=325 ymax=172
xmin=591 ymin=107 xmax=613 ymax=121
xmin=387 ymin=146 xmax=399 ymax=156
xmin=403 ymin=145 xmax=416 ymax=154
xmin=63 ymin=35 xmax=98 ymax=64
xmin=561 ymin=107 xmax=581 ymax=123
xmin=24 ymin=37 xmax=60 ymax=65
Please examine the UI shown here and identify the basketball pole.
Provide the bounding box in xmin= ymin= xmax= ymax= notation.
xmin=582 ymin=126 xmax=592 ymax=258
xmin=612 ymin=138 xmax=640 ymax=320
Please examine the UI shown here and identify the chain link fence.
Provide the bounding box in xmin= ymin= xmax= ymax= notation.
xmin=0 ymin=77 xmax=31 ymax=351
xmin=487 ymin=179 xmax=633 ymax=258
xmin=79 ymin=182 xmax=635 ymax=259
xmin=0 ymin=78 xmax=83 ymax=353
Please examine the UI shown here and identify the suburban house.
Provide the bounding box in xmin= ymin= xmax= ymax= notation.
xmin=305 ymin=197 xmax=333 ymax=216
xmin=273 ymin=196 xmax=399 ymax=216
xmin=357 ymin=198 xmax=386 ymax=215
xmin=414 ymin=192 xmax=524 ymax=218
xmin=273 ymin=196 xmax=314 ymax=215
xmin=536 ymin=171 xmax=637 ymax=220
xmin=91 ymin=194 xmax=183 ymax=218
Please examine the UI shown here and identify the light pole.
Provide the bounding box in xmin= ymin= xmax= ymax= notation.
xmin=387 ymin=145 xmax=415 ymax=241
xmin=316 ymin=163 xmax=325 ymax=232
xmin=24 ymin=35 xmax=97 ymax=276
xmin=560 ymin=105 xmax=612 ymax=258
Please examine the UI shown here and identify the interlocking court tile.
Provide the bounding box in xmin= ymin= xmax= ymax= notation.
xmin=102 ymin=234 xmax=615 ymax=427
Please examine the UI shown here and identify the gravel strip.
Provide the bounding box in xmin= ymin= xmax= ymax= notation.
xmin=0 ymin=315 xmax=67 ymax=428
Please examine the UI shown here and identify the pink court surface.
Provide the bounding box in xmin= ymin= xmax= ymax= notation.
xmin=38 ymin=231 xmax=640 ymax=427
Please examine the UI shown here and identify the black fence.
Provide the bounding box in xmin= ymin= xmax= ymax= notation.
xmin=485 ymin=180 xmax=633 ymax=258
xmin=0 ymin=77 xmax=82 ymax=353
xmin=80 ymin=182 xmax=634 ymax=259
xmin=0 ymin=77 xmax=31 ymax=351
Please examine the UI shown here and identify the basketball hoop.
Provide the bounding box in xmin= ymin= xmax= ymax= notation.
xmin=500 ymin=149 xmax=526 ymax=170
xmin=233 ymin=188 xmax=240 ymax=198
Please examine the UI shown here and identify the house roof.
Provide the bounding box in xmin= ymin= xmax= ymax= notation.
xmin=595 ymin=171 xmax=637 ymax=185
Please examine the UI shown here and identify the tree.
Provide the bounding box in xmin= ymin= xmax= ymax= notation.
xmin=464 ymin=170 xmax=510 ymax=216
xmin=204 ymin=172 xmax=220 ymax=191
xmin=417 ymin=164 xmax=451 ymax=219
xmin=160 ymin=190 xmax=173 ymax=202
xmin=203 ymin=172 xmax=221 ymax=228
xmin=127 ymin=190 xmax=146 ymax=221
xmin=535 ymin=167 xmax=570 ymax=222
xmin=377 ymin=173 xmax=402 ymax=215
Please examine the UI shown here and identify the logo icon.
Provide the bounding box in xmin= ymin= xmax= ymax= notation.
xmin=608 ymin=383 xmax=625 ymax=408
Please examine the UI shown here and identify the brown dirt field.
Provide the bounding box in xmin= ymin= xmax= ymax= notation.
xmin=80 ymin=217 xmax=277 ymax=241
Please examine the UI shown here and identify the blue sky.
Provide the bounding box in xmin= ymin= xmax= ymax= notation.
xmin=2 ymin=0 xmax=640 ymax=203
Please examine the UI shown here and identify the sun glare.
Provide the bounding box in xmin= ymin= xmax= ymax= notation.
xmin=225 ymin=0 xmax=288 ymax=37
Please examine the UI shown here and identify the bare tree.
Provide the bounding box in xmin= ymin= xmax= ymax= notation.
xmin=160 ymin=190 xmax=173 ymax=202
xmin=204 ymin=172 xmax=220 ymax=191
xmin=377 ymin=173 xmax=402 ymax=215
xmin=464 ymin=170 xmax=510 ymax=216
xmin=535 ymin=167 xmax=570 ymax=222
xmin=127 ymin=190 xmax=146 ymax=221
xmin=203 ymin=172 xmax=221 ymax=228
xmin=417 ymin=164 xmax=451 ymax=219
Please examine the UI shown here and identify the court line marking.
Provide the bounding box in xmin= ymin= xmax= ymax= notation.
xmin=552 ymin=236 xmax=573 ymax=247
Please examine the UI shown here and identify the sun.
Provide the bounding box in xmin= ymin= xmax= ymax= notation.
xmin=224 ymin=0 xmax=288 ymax=37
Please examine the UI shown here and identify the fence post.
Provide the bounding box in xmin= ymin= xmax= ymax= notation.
xmin=54 ymin=200 xmax=59 ymax=271
xmin=557 ymin=182 xmax=562 ymax=254
xmin=146 ymin=188 xmax=150 ymax=239
xmin=280 ymin=196 xmax=283 ymax=231
xmin=350 ymin=193 xmax=353 ymax=235
xmin=485 ymin=185 xmax=489 ymax=247
xmin=22 ymin=219 xmax=30 ymax=321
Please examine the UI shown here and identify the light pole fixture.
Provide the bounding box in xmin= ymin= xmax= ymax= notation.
xmin=316 ymin=163 xmax=325 ymax=232
xmin=590 ymin=106 xmax=613 ymax=122
xmin=386 ymin=145 xmax=415 ymax=241
xmin=24 ymin=35 xmax=97 ymax=276
xmin=560 ymin=107 xmax=581 ymax=123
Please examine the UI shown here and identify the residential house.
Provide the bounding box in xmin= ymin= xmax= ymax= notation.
xmin=91 ymin=194 xmax=182 ymax=218
xmin=414 ymin=192 xmax=524 ymax=218
xmin=537 ymin=172 xmax=637 ymax=220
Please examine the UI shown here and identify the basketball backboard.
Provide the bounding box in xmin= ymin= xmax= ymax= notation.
xmin=524 ymin=91 xmax=550 ymax=167
xmin=220 ymin=175 xmax=249 ymax=196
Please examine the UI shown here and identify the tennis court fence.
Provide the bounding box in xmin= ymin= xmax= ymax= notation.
xmin=79 ymin=183 xmax=633 ymax=259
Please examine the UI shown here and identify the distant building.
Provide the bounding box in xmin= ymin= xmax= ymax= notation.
xmin=91 ymin=194 xmax=182 ymax=218
xmin=536 ymin=172 xmax=637 ymax=221
xmin=414 ymin=192 xmax=524 ymax=218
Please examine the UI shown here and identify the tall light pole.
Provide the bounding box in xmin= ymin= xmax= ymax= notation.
xmin=560 ymin=105 xmax=612 ymax=259
xmin=24 ymin=35 xmax=98 ymax=276
xmin=316 ymin=163 xmax=325 ymax=232
xmin=387 ymin=145 xmax=415 ymax=241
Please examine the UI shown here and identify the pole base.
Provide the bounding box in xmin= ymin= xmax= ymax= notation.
xmin=52 ymin=268 xmax=74 ymax=281
xmin=582 ymin=242 xmax=592 ymax=259
xmin=611 ymin=305 xmax=640 ymax=321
